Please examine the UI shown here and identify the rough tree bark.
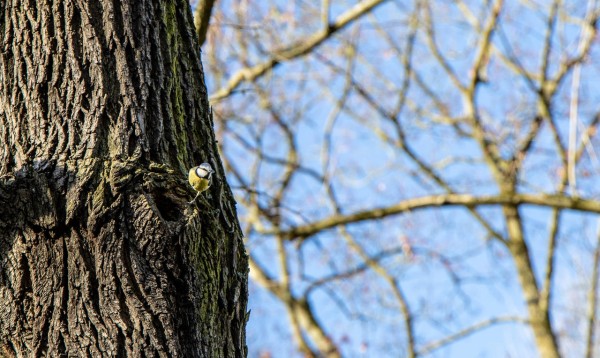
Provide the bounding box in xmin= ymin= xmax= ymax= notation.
xmin=0 ymin=0 xmax=248 ymax=357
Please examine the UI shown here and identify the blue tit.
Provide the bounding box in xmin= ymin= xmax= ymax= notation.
xmin=188 ymin=162 xmax=215 ymax=204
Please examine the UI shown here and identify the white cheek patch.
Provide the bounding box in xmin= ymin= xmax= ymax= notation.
xmin=196 ymin=168 xmax=209 ymax=178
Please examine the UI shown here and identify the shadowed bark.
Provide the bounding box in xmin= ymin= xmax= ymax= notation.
xmin=0 ymin=0 xmax=248 ymax=357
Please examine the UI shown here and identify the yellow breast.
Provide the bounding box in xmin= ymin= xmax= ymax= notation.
xmin=189 ymin=168 xmax=210 ymax=192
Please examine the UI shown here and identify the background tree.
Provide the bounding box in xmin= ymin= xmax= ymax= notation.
xmin=202 ymin=0 xmax=600 ymax=356
xmin=0 ymin=0 xmax=248 ymax=356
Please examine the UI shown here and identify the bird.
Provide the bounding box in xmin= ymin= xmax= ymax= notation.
xmin=188 ymin=162 xmax=215 ymax=204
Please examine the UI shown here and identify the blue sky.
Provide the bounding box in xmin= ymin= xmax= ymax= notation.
xmin=196 ymin=0 xmax=600 ymax=356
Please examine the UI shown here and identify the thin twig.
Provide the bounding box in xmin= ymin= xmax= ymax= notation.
xmin=585 ymin=218 xmax=600 ymax=358
xmin=209 ymin=0 xmax=388 ymax=101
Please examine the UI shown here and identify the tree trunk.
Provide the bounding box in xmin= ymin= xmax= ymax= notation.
xmin=0 ymin=0 xmax=248 ymax=357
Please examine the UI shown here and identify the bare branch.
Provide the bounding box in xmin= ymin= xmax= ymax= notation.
xmin=568 ymin=63 xmax=582 ymax=194
xmin=194 ymin=0 xmax=217 ymax=46
xmin=249 ymin=256 xmax=340 ymax=356
xmin=209 ymin=0 xmax=388 ymax=101
xmin=337 ymin=227 xmax=416 ymax=358
xmin=417 ymin=316 xmax=529 ymax=355
xmin=540 ymin=0 xmax=560 ymax=85
xmin=209 ymin=1 xmax=600 ymax=355
xmin=540 ymin=209 xmax=560 ymax=314
xmin=422 ymin=1 xmax=466 ymax=93
xmin=503 ymin=204 xmax=560 ymax=357
xmin=551 ymin=1 xmax=599 ymax=87
xmin=265 ymin=193 xmax=600 ymax=240
xmin=322 ymin=0 xmax=330 ymax=28
xmin=586 ymin=221 xmax=600 ymax=358
xmin=304 ymin=247 xmax=404 ymax=294
xmin=462 ymin=0 xmax=507 ymax=185
xmin=467 ymin=0 xmax=503 ymax=91
xmin=566 ymin=0 xmax=598 ymax=194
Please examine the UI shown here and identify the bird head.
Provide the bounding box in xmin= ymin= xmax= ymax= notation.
xmin=195 ymin=163 xmax=214 ymax=179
